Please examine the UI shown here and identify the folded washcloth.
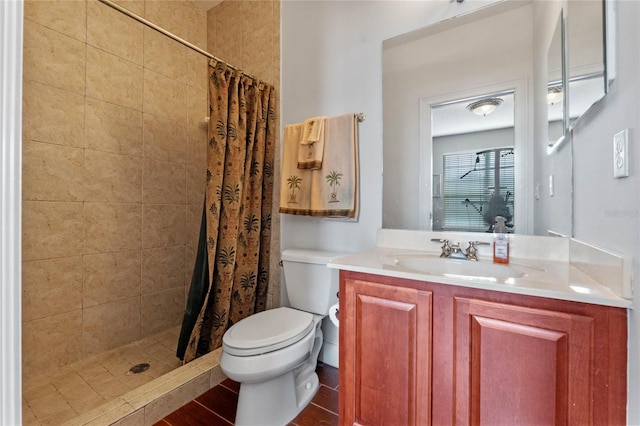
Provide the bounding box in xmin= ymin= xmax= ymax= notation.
xmin=297 ymin=116 xmax=327 ymax=170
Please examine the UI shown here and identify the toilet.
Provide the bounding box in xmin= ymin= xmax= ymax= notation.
xmin=220 ymin=249 xmax=342 ymax=426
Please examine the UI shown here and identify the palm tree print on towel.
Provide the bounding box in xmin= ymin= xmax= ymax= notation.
xmin=326 ymin=170 xmax=343 ymax=203
xmin=287 ymin=175 xmax=303 ymax=203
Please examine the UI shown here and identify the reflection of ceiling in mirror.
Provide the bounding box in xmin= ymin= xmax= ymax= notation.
xmin=432 ymin=92 xmax=514 ymax=137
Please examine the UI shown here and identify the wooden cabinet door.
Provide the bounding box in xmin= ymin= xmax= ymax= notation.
xmin=453 ymin=297 xmax=593 ymax=426
xmin=340 ymin=278 xmax=433 ymax=426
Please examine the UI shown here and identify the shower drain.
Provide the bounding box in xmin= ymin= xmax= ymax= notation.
xmin=128 ymin=363 xmax=150 ymax=374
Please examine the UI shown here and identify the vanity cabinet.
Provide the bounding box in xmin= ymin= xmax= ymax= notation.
xmin=338 ymin=271 xmax=627 ymax=426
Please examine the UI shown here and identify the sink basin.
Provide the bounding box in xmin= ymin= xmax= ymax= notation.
xmin=388 ymin=255 xmax=526 ymax=282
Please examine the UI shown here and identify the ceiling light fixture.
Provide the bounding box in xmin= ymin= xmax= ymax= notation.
xmin=466 ymin=98 xmax=503 ymax=116
xmin=547 ymin=86 xmax=564 ymax=105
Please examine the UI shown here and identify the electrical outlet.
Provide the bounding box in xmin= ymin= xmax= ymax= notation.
xmin=613 ymin=129 xmax=629 ymax=178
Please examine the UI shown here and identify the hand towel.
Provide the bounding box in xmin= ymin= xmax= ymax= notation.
xmin=280 ymin=123 xmax=312 ymax=213
xmin=307 ymin=113 xmax=359 ymax=218
xmin=297 ymin=116 xmax=327 ymax=170
xmin=280 ymin=114 xmax=359 ymax=219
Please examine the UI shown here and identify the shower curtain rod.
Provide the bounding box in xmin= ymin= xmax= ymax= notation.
xmin=97 ymin=0 xmax=259 ymax=82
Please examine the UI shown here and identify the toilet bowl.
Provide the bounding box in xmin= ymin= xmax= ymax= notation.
xmin=219 ymin=249 xmax=342 ymax=426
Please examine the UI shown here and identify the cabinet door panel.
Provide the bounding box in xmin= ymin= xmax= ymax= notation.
xmin=341 ymin=279 xmax=432 ymax=426
xmin=454 ymin=297 xmax=593 ymax=426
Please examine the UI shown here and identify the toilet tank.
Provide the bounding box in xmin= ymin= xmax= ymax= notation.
xmin=281 ymin=249 xmax=344 ymax=315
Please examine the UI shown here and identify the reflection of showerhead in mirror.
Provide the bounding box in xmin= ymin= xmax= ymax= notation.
xmin=460 ymin=155 xmax=480 ymax=179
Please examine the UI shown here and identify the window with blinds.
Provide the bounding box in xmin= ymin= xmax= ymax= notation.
xmin=442 ymin=149 xmax=514 ymax=232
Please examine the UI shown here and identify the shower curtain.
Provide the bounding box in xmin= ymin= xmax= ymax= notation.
xmin=177 ymin=59 xmax=276 ymax=362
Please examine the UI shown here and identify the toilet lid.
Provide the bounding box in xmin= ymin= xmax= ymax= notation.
xmin=222 ymin=307 xmax=315 ymax=356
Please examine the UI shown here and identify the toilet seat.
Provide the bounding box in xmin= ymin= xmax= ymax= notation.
xmin=223 ymin=307 xmax=314 ymax=357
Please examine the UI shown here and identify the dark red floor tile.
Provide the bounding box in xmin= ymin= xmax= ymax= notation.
xmin=220 ymin=377 xmax=240 ymax=393
xmin=195 ymin=382 xmax=239 ymax=423
xmin=152 ymin=420 xmax=171 ymax=426
xmin=290 ymin=403 xmax=338 ymax=426
xmin=311 ymin=384 xmax=339 ymax=414
xmin=162 ymin=401 xmax=232 ymax=426
xmin=317 ymin=364 xmax=339 ymax=389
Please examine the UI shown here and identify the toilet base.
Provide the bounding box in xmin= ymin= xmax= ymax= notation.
xmin=235 ymin=368 xmax=319 ymax=426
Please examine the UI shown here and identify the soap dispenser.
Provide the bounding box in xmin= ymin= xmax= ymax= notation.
xmin=492 ymin=216 xmax=509 ymax=264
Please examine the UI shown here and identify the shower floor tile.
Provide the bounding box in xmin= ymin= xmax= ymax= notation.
xmin=22 ymin=325 xmax=183 ymax=426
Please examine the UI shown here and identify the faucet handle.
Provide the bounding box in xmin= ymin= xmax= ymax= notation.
xmin=465 ymin=241 xmax=490 ymax=261
xmin=431 ymin=238 xmax=451 ymax=257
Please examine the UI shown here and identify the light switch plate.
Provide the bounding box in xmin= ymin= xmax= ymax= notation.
xmin=613 ymin=129 xmax=629 ymax=178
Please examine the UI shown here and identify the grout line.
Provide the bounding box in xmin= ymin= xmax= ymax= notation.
xmin=191 ymin=399 xmax=234 ymax=425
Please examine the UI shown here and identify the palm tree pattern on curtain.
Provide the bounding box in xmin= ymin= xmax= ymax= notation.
xmin=183 ymin=59 xmax=276 ymax=362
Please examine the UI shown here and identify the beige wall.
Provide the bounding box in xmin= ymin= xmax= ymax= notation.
xmin=207 ymin=0 xmax=282 ymax=309
xmin=21 ymin=0 xmax=210 ymax=378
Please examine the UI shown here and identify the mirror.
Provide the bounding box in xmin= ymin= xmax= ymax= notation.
xmin=547 ymin=10 xmax=565 ymax=147
xmin=431 ymin=92 xmax=516 ymax=233
xmin=566 ymin=0 xmax=607 ymax=129
xmin=382 ymin=0 xmax=611 ymax=236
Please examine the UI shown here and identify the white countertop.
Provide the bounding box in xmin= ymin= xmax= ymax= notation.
xmin=328 ymin=246 xmax=632 ymax=309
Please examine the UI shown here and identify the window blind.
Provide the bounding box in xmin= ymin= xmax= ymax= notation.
xmin=442 ymin=149 xmax=514 ymax=232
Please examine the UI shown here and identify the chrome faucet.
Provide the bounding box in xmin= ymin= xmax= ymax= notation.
xmin=431 ymin=239 xmax=489 ymax=261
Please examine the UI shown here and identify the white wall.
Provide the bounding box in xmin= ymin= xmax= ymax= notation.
xmin=282 ymin=0 xmax=639 ymax=421
xmin=571 ymin=0 xmax=640 ymax=423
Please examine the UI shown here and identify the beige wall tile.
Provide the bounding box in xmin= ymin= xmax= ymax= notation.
xmin=84 ymin=203 xmax=142 ymax=254
xmin=187 ymin=84 xmax=208 ymax=131
xmin=187 ymin=48 xmax=209 ymax=90
xmin=22 ymin=201 xmax=84 ymax=261
xmin=84 ymin=251 xmax=142 ymax=307
xmin=83 ymin=297 xmax=141 ymax=356
xmin=242 ymin=25 xmax=274 ymax=82
xmin=186 ymin=124 xmax=208 ymax=171
xmin=22 ymin=81 xmax=85 ymax=148
xmin=143 ymin=27 xmax=188 ymax=82
xmin=142 ymin=204 xmax=186 ymax=248
xmin=141 ymin=246 xmax=185 ymax=294
xmin=143 ymin=69 xmax=188 ymax=122
xmin=87 ymin=1 xmax=144 ymax=65
xmin=111 ymin=0 xmax=145 ymax=16
xmin=22 ymin=256 xmax=83 ymax=321
xmin=85 ymin=150 xmax=142 ymax=203
xmin=206 ymin=7 xmax=216 ymax=54
xmin=23 ymin=21 xmax=86 ymax=94
xmin=87 ymin=46 xmax=144 ymax=111
xmin=184 ymin=245 xmax=196 ymax=287
xmin=22 ymin=310 xmax=82 ymax=377
xmin=24 ymin=0 xmax=86 ymax=42
xmin=86 ymin=97 xmax=143 ymax=156
xmin=242 ymin=1 xmax=273 ymax=34
xmin=186 ymin=165 xmax=206 ymax=206
xmin=210 ymin=1 xmax=243 ymax=67
xmin=143 ymin=159 xmax=187 ymax=205
xmin=184 ymin=2 xmax=208 ymax=51
xmin=23 ymin=141 xmax=85 ymax=202
xmin=141 ymin=287 xmax=185 ymax=338
xmin=142 ymin=113 xmax=187 ymax=164
xmin=144 ymin=0 xmax=191 ymax=44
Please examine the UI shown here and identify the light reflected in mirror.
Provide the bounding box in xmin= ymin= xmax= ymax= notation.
xmin=547 ymin=10 xmax=565 ymax=146
xmin=432 ymin=92 xmax=515 ymax=233
xmin=567 ymin=0 xmax=606 ymax=128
